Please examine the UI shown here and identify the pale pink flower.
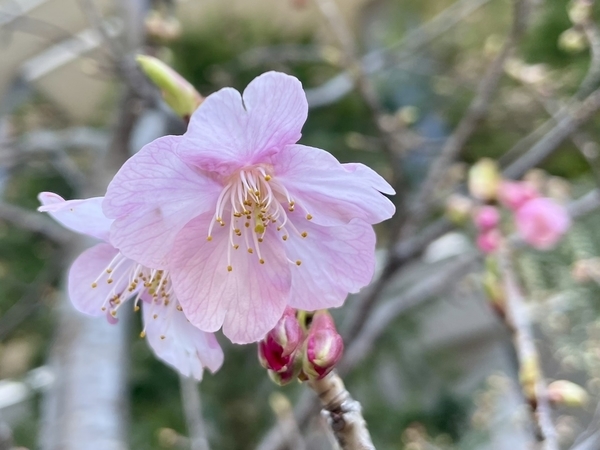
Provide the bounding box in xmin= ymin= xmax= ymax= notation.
xmin=515 ymin=198 xmax=571 ymax=250
xmin=473 ymin=206 xmax=500 ymax=231
xmin=498 ymin=180 xmax=539 ymax=210
xmin=103 ymin=71 xmax=395 ymax=344
xmin=476 ymin=228 xmax=502 ymax=254
xmin=38 ymin=192 xmax=223 ymax=380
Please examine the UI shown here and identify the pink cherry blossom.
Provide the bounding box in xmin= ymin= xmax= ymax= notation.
xmin=498 ymin=180 xmax=539 ymax=210
xmin=476 ymin=228 xmax=502 ymax=254
xmin=473 ymin=206 xmax=500 ymax=231
xmin=514 ymin=197 xmax=571 ymax=250
xmin=103 ymin=71 xmax=395 ymax=344
xmin=38 ymin=192 xmax=223 ymax=380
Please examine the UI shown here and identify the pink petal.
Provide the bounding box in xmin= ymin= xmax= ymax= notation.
xmin=170 ymin=213 xmax=292 ymax=344
xmin=38 ymin=192 xmax=112 ymax=242
xmin=284 ymin=219 xmax=376 ymax=310
xmin=68 ymin=243 xmax=134 ymax=316
xmin=179 ymin=72 xmax=307 ymax=174
xmin=515 ymin=198 xmax=571 ymax=250
xmin=103 ymin=136 xmax=221 ymax=268
xmin=142 ymin=300 xmax=224 ymax=379
xmin=272 ymin=144 xmax=396 ymax=226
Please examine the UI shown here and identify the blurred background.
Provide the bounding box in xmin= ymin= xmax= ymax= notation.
xmin=1 ymin=0 xmax=600 ymax=449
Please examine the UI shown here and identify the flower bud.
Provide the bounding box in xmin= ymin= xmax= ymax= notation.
xmin=473 ymin=206 xmax=500 ymax=231
xmin=548 ymin=380 xmax=589 ymax=407
xmin=445 ymin=194 xmax=474 ymax=225
xmin=468 ymin=158 xmax=501 ymax=201
xmin=267 ymin=353 xmax=302 ymax=386
xmin=558 ymin=28 xmax=587 ymax=54
xmin=258 ymin=307 xmax=303 ymax=373
xmin=515 ymin=198 xmax=571 ymax=250
xmin=302 ymin=311 xmax=344 ymax=380
xmin=498 ymin=180 xmax=539 ymax=210
xmin=476 ymin=229 xmax=502 ymax=254
xmin=136 ymin=55 xmax=203 ymax=120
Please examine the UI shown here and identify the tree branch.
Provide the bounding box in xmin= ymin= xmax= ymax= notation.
xmin=308 ymin=372 xmax=375 ymax=450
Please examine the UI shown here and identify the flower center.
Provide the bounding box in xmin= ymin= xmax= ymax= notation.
xmin=207 ymin=167 xmax=311 ymax=271
xmin=91 ymin=252 xmax=180 ymax=333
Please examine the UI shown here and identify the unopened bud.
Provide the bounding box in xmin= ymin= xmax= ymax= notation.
xmin=568 ymin=0 xmax=593 ymax=25
xmin=548 ymin=380 xmax=589 ymax=407
xmin=136 ymin=55 xmax=203 ymax=120
xmin=445 ymin=194 xmax=474 ymax=225
xmin=267 ymin=354 xmax=302 ymax=386
xmin=302 ymin=311 xmax=343 ymax=380
xmin=497 ymin=180 xmax=539 ymax=210
xmin=259 ymin=307 xmax=303 ymax=371
xmin=473 ymin=206 xmax=500 ymax=231
xmin=476 ymin=229 xmax=502 ymax=254
xmin=559 ymin=28 xmax=587 ymax=54
xmin=145 ymin=11 xmax=182 ymax=42
xmin=468 ymin=158 xmax=501 ymax=201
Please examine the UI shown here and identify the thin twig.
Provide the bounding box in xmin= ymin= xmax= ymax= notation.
xmin=408 ymin=0 xmax=530 ymax=230
xmin=0 ymin=201 xmax=71 ymax=243
xmin=498 ymin=246 xmax=559 ymax=449
xmin=308 ymin=371 xmax=375 ymax=450
xmin=179 ymin=375 xmax=210 ymax=450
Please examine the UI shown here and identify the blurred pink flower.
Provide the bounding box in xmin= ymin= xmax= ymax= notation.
xmin=498 ymin=180 xmax=539 ymax=210
xmin=103 ymin=71 xmax=395 ymax=344
xmin=515 ymin=198 xmax=571 ymax=250
xmin=476 ymin=229 xmax=502 ymax=254
xmin=473 ymin=206 xmax=500 ymax=231
xmin=38 ymin=192 xmax=223 ymax=380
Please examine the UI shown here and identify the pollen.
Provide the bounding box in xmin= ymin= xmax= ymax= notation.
xmin=134 ymin=305 xmax=140 ymax=312
xmin=282 ymin=235 xmax=288 ymax=241
xmin=233 ymin=244 xmax=239 ymax=249
xmin=306 ymin=214 xmax=313 ymax=220
xmin=160 ymin=335 xmax=166 ymax=340
xmin=107 ymin=278 xmax=113 ymax=284
xmin=259 ymin=259 xmax=265 ymax=264
xmin=177 ymin=305 xmax=183 ymax=311
xmin=139 ymin=331 xmax=146 ymax=338
xmin=264 ymin=174 xmax=272 ymax=181
xmin=227 ymin=265 xmax=233 ymax=272
xmin=207 ymin=236 xmax=213 ymax=241
xmin=248 ymin=248 xmax=254 ymax=254
xmin=153 ymin=314 xmax=158 ymax=319
xmin=91 ymin=282 xmax=98 ymax=288
xmin=110 ymin=310 xmax=117 ymax=317
xmin=301 ymin=232 xmax=308 ymax=238
xmin=296 ymin=260 xmax=302 ymax=266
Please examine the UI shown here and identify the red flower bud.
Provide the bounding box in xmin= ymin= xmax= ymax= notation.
xmin=302 ymin=311 xmax=344 ymax=380
xmin=258 ymin=307 xmax=303 ymax=372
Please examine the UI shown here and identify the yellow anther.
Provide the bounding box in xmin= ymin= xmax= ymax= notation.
xmin=227 ymin=265 xmax=233 ymax=272
xmin=107 ymin=279 xmax=113 ymax=284
xmin=134 ymin=305 xmax=140 ymax=312
xmin=282 ymin=235 xmax=288 ymax=241
xmin=301 ymin=232 xmax=308 ymax=238
xmin=259 ymin=259 xmax=265 ymax=264
xmin=296 ymin=260 xmax=302 ymax=266
xmin=248 ymin=248 xmax=254 ymax=254
xmin=264 ymin=174 xmax=272 ymax=181
xmin=101 ymin=307 xmax=106 ymax=311
xmin=234 ymin=244 xmax=239 ymax=249
xmin=110 ymin=310 xmax=117 ymax=317
xmin=160 ymin=335 xmax=166 ymax=340
xmin=207 ymin=236 xmax=213 ymax=241
xmin=140 ymin=331 xmax=146 ymax=338
xmin=258 ymin=237 xmax=264 ymax=242
xmin=106 ymin=268 xmax=113 ymax=274
xmin=91 ymin=282 xmax=98 ymax=288
xmin=153 ymin=314 xmax=158 ymax=319
xmin=306 ymin=214 xmax=313 ymax=220
xmin=245 ymin=222 xmax=250 ymax=228
xmin=177 ymin=305 xmax=183 ymax=311
xmin=288 ymin=206 xmax=295 ymax=212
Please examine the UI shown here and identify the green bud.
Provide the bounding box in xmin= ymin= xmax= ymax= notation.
xmin=136 ymin=55 xmax=203 ymax=120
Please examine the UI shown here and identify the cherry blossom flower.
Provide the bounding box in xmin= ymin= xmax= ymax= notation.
xmin=103 ymin=71 xmax=395 ymax=344
xmin=498 ymin=180 xmax=539 ymax=210
xmin=38 ymin=192 xmax=223 ymax=380
xmin=514 ymin=197 xmax=571 ymax=250
xmin=473 ymin=206 xmax=500 ymax=231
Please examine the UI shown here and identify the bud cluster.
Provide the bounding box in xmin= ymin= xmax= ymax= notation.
xmin=447 ymin=159 xmax=571 ymax=255
xmin=258 ymin=308 xmax=343 ymax=386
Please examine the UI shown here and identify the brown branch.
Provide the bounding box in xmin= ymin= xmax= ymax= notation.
xmin=308 ymin=372 xmax=375 ymax=450
xmin=498 ymin=246 xmax=558 ymax=449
